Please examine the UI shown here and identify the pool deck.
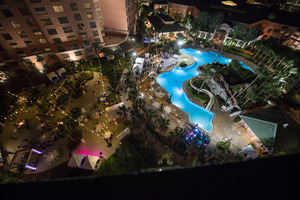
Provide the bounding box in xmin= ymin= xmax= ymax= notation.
xmin=158 ymin=49 xmax=254 ymax=152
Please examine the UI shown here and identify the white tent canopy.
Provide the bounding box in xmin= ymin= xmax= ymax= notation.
xmin=241 ymin=145 xmax=259 ymax=159
xmin=82 ymin=155 xmax=99 ymax=170
xmin=67 ymin=153 xmax=84 ymax=168
xmin=133 ymin=57 xmax=145 ymax=71
xmin=46 ymin=72 xmax=58 ymax=81
xmin=106 ymin=102 xmax=124 ymax=120
xmin=56 ymin=68 xmax=66 ymax=76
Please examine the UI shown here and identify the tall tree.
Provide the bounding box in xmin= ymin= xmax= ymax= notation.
xmin=63 ymin=60 xmax=77 ymax=80
xmin=169 ymin=126 xmax=186 ymax=144
xmin=190 ymin=12 xmax=209 ymax=41
xmin=229 ymin=25 xmax=245 ymax=46
xmin=92 ymin=42 xmax=103 ymax=69
xmin=241 ymin=28 xmax=258 ymax=48
xmin=207 ymin=12 xmax=224 ymax=41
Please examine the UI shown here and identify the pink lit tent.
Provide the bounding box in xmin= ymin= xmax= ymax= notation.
xmin=67 ymin=153 xmax=84 ymax=168
xmin=82 ymin=155 xmax=99 ymax=171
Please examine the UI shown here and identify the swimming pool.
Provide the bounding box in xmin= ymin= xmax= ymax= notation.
xmin=156 ymin=48 xmax=253 ymax=132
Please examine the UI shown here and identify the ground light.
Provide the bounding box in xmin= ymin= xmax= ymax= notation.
xmin=185 ymin=124 xmax=210 ymax=149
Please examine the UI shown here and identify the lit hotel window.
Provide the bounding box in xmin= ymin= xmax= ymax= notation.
xmin=35 ymin=7 xmax=48 ymax=15
xmin=53 ymin=6 xmax=64 ymax=13
xmin=84 ymin=2 xmax=91 ymax=9
xmin=87 ymin=12 xmax=94 ymax=19
xmin=10 ymin=21 xmax=21 ymax=28
xmin=33 ymin=29 xmax=42 ymax=36
xmin=70 ymin=3 xmax=78 ymax=11
xmin=39 ymin=38 xmax=47 ymax=44
xmin=10 ymin=42 xmax=19 ymax=48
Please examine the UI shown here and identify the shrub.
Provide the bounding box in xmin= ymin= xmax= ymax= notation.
xmin=179 ymin=61 xmax=187 ymax=67
xmin=37 ymin=101 xmax=50 ymax=113
xmin=70 ymin=107 xmax=82 ymax=119
xmin=217 ymin=141 xmax=230 ymax=151
xmin=77 ymin=72 xmax=94 ymax=81
xmin=284 ymin=91 xmax=300 ymax=109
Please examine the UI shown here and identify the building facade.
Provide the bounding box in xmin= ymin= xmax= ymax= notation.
xmin=0 ymin=0 xmax=136 ymax=72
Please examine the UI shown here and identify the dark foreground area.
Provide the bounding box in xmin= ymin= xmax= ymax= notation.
xmin=1 ymin=153 xmax=299 ymax=200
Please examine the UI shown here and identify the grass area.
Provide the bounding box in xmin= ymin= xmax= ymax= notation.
xmin=186 ymin=82 xmax=209 ymax=104
xmin=0 ymin=93 xmax=15 ymax=116
xmin=95 ymin=139 xmax=145 ymax=176
xmin=100 ymin=57 xmax=124 ymax=89
xmin=216 ymin=95 xmax=229 ymax=108
xmin=283 ymin=91 xmax=300 ymax=109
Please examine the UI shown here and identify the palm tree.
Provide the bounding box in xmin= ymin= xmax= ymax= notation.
xmin=190 ymin=12 xmax=209 ymax=41
xmin=63 ymin=60 xmax=77 ymax=80
xmin=133 ymin=98 xmax=145 ymax=112
xmin=146 ymin=27 xmax=155 ymax=49
xmin=56 ymin=93 xmax=71 ymax=109
xmin=117 ymin=104 xmax=129 ymax=120
xmin=36 ymin=55 xmax=48 ymax=70
xmin=207 ymin=12 xmax=224 ymax=41
xmin=169 ymin=126 xmax=186 ymax=144
xmin=241 ymin=28 xmax=258 ymax=48
xmin=76 ymin=59 xmax=85 ymax=71
xmin=128 ymin=88 xmax=139 ymax=101
xmin=144 ymin=108 xmax=157 ymax=123
xmin=229 ymin=25 xmax=245 ymax=46
xmin=156 ymin=116 xmax=170 ymax=132
xmin=15 ymin=57 xmax=31 ymax=71
xmin=92 ymin=42 xmax=102 ymax=69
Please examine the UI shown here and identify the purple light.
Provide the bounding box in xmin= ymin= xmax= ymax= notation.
xmin=32 ymin=148 xmax=42 ymax=154
xmin=25 ymin=164 xmax=37 ymax=171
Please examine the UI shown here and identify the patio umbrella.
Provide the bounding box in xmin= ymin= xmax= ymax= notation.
xmin=241 ymin=145 xmax=259 ymax=159
xmin=103 ymin=131 xmax=112 ymax=139
xmin=235 ymin=126 xmax=247 ymax=136
xmin=95 ymin=124 xmax=102 ymax=132
xmin=138 ymin=93 xmax=145 ymax=99
xmin=164 ymin=106 xmax=172 ymax=114
xmin=152 ymin=102 xmax=160 ymax=109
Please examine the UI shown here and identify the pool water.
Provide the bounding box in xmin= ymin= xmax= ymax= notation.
xmin=156 ymin=48 xmax=253 ymax=132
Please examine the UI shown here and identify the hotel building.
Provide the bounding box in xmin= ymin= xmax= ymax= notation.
xmin=0 ymin=0 xmax=136 ymax=72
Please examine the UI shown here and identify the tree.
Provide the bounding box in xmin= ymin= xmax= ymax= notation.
xmin=56 ymin=93 xmax=70 ymax=109
xmin=36 ymin=55 xmax=49 ymax=70
xmin=190 ymin=12 xmax=209 ymax=40
xmin=241 ymin=28 xmax=258 ymax=48
xmin=117 ymin=143 xmax=132 ymax=164
xmin=156 ymin=116 xmax=170 ymax=132
xmin=267 ymin=13 xmax=276 ymax=21
xmin=146 ymin=27 xmax=155 ymax=49
xmin=169 ymin=126 xmax=186 ymax=144
xmin=229 ymin=25 xmax=245 ymax=46
xmin=117 ymin=104 xmax=129 ymax=120
xmin=15 ymin=57 xmax=31 ymax=71
xmin=76 ymin=59 xmax=85 ymax=71
xmin=207 ymin=12 xmax=224 ymax=41
xmin=63 ymin=60 xmax=77 ymax=80
xmin=92 ymin=42 xmax=103 ymax=69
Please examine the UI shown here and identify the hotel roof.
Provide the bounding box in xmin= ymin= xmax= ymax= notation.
xmin=168 ymin=0 xmax=300 ymax=27
xmin=146 ymin=14 xmax=185 ymax=33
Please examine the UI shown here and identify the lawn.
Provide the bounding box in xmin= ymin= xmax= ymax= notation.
xmin=95 ymin=140 xmax=145 ymax=176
